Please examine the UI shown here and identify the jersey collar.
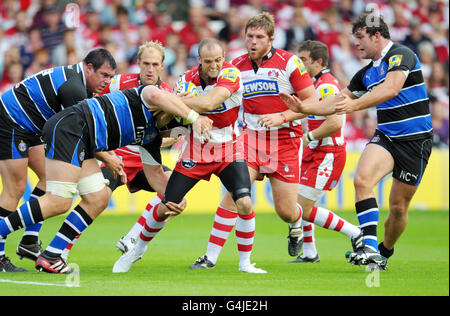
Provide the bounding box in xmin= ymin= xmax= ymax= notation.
xmin=313 ymin=68 xmax=330 ymax=82
xmin=373 ymin=40 xmax=394 ymax=66
xmin=250 ymin=47 xmax=276 ymax=72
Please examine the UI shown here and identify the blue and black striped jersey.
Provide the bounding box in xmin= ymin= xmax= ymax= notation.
xmin=348 ymin=43 xmax=432 ymax=141
xmin=75 ymin=86 xmax=159 ymax=153
xmin=0 ymin=62 xmax=91 ymax=134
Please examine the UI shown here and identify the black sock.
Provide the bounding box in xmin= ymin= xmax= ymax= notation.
xmin=379 ymin=242 xmax=394 ymax=258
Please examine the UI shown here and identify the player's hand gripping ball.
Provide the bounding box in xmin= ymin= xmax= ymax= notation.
xmin=174 ymin=80 xmax=199 ymax=125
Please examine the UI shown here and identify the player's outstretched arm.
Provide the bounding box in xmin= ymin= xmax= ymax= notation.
xmin=182 ymin=86 xmax=231 ymax=113
xmin=279 ymin=91 xmax=342 ymax=116
xmin=335 ymin=71 xmax=406 ymax=114
xmin=141 ymin=85 xmax=213 ymax=141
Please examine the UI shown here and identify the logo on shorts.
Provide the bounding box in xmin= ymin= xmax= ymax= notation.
xmin=79 ymin=150 xmax=85 ymax=162
xmin=18 ymin=141 xmax=27 ymax=152
xmin=181 ymin=159 xmax=196 ymax=169
xmin=284 ymin=164 xmax=290 ymax=173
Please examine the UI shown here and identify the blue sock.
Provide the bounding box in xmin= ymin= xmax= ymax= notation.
xmin=0 ymin=207 xmax=12 ymax=257
xmin=0 ymin=200 xmax=43 ymax=239
xmin=21 ymin=187 xmax=45 ymax=245
xmin=44 ymin=205 xmax=93 ymax=258
xmin=355 ymin=198 xmax=379 ymax=252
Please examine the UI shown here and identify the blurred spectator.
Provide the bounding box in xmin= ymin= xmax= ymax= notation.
xmin=402 ymin=18 xmax=433 ymax=56
xmin=421 ymin=3 xmax=449 ymax=64
xmin=146 ymin=3 xmax=176 ymax=46
xmin=4 ymin=10 xmax=30 ymax=48
xmin=100 ymin=0 xmax=137 ymax=26
xmin=431 ymin=97 xmax=449 ymax=148
xmin=417 ymin=40 xmax=436 ymax=81
xmin=179 ymin=6 xmax=213 ymax=52
xmin=52 ymin=29 xmax=83 ymax=66
xmin=429 ymin=61 xmax=450 ymax=108
xmin=24 ymin=47 xmax=52 ymax=77
xmin=0 ymin=62 xmax=24 ymax=93
xmin=238 ymin=0 xmax=269 ymax=20
xmin=19 ymin=26 xmax=43 ymax=71
xmin=75 ymin=6 xmax=102 ymax=53
xmin=316 ymin=7 xmax=342 ymax=60
xmin=134 ymin=0 xmax=158 ymax=26
xmin=41 ymin=6 xmax=67 ymax=55
xmin=111 ymin=5 xmax=139 ymax=62
xmin=218 ymin=5 xmax=244 ymax=43
xmin=0 ymin=28 xmax=11 ymax=81
xmin=1 ymin=47 xmax=21 ymax=81
xmin=168 ymin=42 xmax=189 ymax=79
xmin=284 ymin=7 xmax=316 ymax=52
xmin=190 ymin=0 xmax=230 ymax=21
xmin=164 ymin=32 xmax=182 ymax=68
xmin=31 ymin=0 xmax=59 ymax=28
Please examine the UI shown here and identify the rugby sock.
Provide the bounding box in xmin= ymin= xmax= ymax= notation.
xmin=355 ymin=198 xmax=379 ymax=252
xmin=288 ymin=203 xmax=303 ymax=229
xmin=0 ymin=207 xmax=13 ymax=257
xmin=235 ymin=210 xmax=255 ymax=268
xmin=125 ymin=194 xmax=162 ymax=241
xmin=302 ymin=220 xmax=317 ymax=258
xmin=205 ymin=206 xmax=238 ymax=264
xmin=308 ymin=206 xmax=361 ymax=239
xmin=135 ymin=203 xmax=167 ymax=253
xmin=0 ymin=199 xmax=44 ymax=239
xmin=61 ymin=234 xmax=80 ymax=261
xmin=378 ymin=242 xmax=394 ymax=259
xmin=43 ymin=205 xmax=93 ymax=258
xmin=21 ymin=187 xmax=45 ymax=245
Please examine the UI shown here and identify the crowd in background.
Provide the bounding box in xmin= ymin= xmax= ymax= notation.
xmin=0 ymin=0 xmax=448 ymax=149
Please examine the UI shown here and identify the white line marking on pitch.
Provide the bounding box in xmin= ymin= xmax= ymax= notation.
xmin=0 ymin=278 xmax=80 ymax=287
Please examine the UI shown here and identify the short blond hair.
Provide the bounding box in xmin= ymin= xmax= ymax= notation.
xmin=245 ymin=12 xmax=275 ymax=38
xmin=137 ymin=41 xmax=165 ymax=62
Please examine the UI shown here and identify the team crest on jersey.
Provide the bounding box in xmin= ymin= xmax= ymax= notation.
xmin=388 ymin=55 xmax=402 ymax=70
xmin=268 ymin=70 xmax=280 ymax=78
xmin=18 ymin=140 xmax=27 ymax=152
xmin=320 ymin=87 xmax=335 ymax=100
xmin=371 ymin=135 xmax=380 ymax=143
xmin=181 ymin=159 xmax=196 ymax=169
xmin=293 ymin=57 xmax=308 ymax=75
xmin=220 ymin=68 xmax=239 ymax=83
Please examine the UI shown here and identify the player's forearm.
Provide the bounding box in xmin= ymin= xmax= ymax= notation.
xmin=352 ymin=82 xmax=399 ymax=111
xmin=308 ymin=115 xmax=342 ymax=140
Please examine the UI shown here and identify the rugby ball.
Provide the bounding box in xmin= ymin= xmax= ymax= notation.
xmin=174 ymin=80 xmax=199 ymax=125
xmin=175 ymin=80 xmax=199 ymax=97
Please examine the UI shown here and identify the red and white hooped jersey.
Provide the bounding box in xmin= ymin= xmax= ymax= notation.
xmin=232 ymin=48 xmax=314 ymax=140
xmin=307 ymin=69 xmax=345 ymax=151
xmin=100 ymin=73 xmax=172 ymax=167
xmin=178 ymin=62 xmax=244 ymax=163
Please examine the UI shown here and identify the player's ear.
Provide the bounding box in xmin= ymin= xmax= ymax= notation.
xmin=197 ymin=55 xmax=201 ymax=65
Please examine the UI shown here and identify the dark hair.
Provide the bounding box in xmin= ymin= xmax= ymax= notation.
xmin=352 ymin=12 xmax=390 ymax=39
xmin=83 ymin=48 xmax=117 ymax=71
xmin=298 ymin=40 xmax=329 ymax=67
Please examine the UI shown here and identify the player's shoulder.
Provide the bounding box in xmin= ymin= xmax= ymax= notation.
xmin=231 ymin=54 xmax=251 ymax=69
xmin=317 ymin=72 xmax=341 ymax=89
xmin=159 ymin=80 xmax=172 ymax=92
xmin=385 ymin=43 xmax=415 ymax=59
xmin=184 ymin=66 xmax=201 ymax=85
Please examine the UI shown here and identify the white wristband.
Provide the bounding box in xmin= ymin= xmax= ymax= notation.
xmin=306 ymin=131 xmax=316 ymax=142
xmin=186 ymin=109 xmax=200 ymax=124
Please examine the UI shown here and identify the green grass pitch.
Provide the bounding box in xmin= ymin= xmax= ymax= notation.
xmin=0 ymin=210 xmax=448 ymax=296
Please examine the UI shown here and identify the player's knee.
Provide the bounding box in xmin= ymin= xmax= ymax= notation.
xmin=390 ymin=202 xmax=408 ymax=219
xmin=82 ymin=187 xmax=110 ymax=213
xmin=235 ymin=196 xmax=252 ymax=215
xmin=353 ymin=173 xmax=371 ymax=192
